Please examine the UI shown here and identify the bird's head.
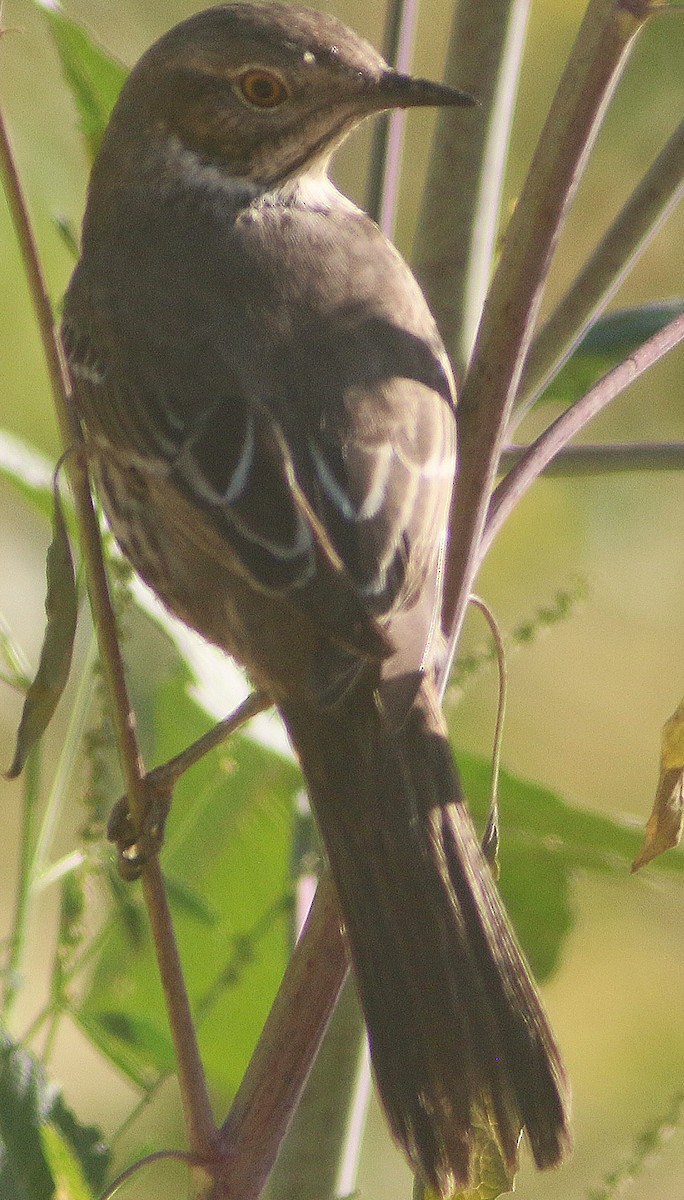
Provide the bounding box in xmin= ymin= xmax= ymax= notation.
xmin=96 ymin=2 xmax=475 ymax=189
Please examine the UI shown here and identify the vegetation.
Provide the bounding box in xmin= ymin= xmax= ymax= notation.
xmin=0 ymin=1 xmax=682 ymax=1197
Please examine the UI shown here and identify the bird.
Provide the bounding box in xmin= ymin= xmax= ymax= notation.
xmin=61 ymin=4 xmax=572 ymax=1194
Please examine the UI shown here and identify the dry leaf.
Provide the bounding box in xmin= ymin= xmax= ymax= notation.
xmin=633 ymin=699 xmax=684 ymax=871
xmin=413 ymin=1111 xmax=517 ymax=1200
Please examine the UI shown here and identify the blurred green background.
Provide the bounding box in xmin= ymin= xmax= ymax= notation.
xmin=1 ymin=0 xmax=683 ymax=1197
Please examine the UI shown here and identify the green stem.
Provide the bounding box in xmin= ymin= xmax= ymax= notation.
xmin=440 ymin=0 xmax=652 ymax=684
xmin=3 ymin=746 xmax=42 ymax=1023
xmin=516 ymin=115 xmax=684 ymax=418
xmin=469 ymin=596 xmax=508 ymax=876
xmin=0 ymin=95 xmax=216 ymax=1161
xmin=32 ymin=631 xmax=98 ymax=881
xmin=484 ymin=312 xmax=684 ymax=557
xmin=414 ymin=0 xmax=532 ymax=375
xmin=501 ymin=440 xmax=684 ymax=475
xmin=0 ymin=613 xmax=31 ymax=690
xmin=42 ymin=1005 xmax=61 ymax=1065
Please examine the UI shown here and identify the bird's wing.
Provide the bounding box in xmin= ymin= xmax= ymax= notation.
xmin=63 ymin=202 xmax=456 ymax=693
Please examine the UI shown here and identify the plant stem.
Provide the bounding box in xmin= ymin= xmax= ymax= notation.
xmin=483 ymin=312 xmax=684 ymax=556
xmin=501 ymin=441 xmax=684 ymax=475
xmin=266 ymin=975 xmax=368 ymax=1200
xmin=143 ymin=691 xmax=269 ymax=797
xmin=414 ymin=0 xmax=532 ymax=375
xmin=0 ymin=100 xmax=216 ymax=1161
xmin=366 ymin=0 xmax=420 ymax=234
xmin=469 ymin=596 xmax=508 ymax=874
xmin=214 ymin=872 xmax=348 ymax=1200
xmin=2 ymin=746 xmax=41 ymax=1022
xmin=439 ymin=0 xmax=653 ymax=684
xmin=516 ymin=116 xmax=684 ymax=417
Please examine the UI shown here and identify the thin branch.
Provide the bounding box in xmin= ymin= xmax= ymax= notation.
xmin=144 ymin=691 xmax=269 ymax=797
xmin=516 ymin=115 xmax=684 ymax=418
xmin=483 ymin=312 xmax=684 ymax=557
xmin=439 ymin=0 xmax=654 ymax=693
xmin=469 ymin=596 xmax=507 ymax=876
xmin=414 ymin=0 xmax=532 ymax=374
xmin=501 ymin=441 xmax=684 ymax=475
xmin=0 ymin=100 xmax=216 ymax=1159
xmin=587 ymin=1088 xmax=684 ymax=1200
xmin=98 ymin=1148 xmax=204 ymax=1200
xmin=213 ymin=872 xmax=348 ymax=1200
xmin=266 ymin=975 xmax=369 ymax=1200
xmin=108 ymin=893 xmax=290 ymax=1153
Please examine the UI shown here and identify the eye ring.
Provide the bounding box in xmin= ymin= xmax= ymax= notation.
xmin=238 ymin=69 xmax=290 ymax=109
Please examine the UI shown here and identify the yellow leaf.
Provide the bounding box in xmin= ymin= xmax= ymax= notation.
xmin=633 ymin=699 xmax=684 ymax=871
xmin=661 ymin=699 xmax=684 ymax=771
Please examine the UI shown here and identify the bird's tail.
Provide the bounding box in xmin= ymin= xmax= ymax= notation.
xmin=282 ymin=681 xmax=571 ymax=1196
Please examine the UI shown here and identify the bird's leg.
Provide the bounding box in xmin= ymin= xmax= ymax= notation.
xmin=107 ymin=689 xmax=270 ymax=879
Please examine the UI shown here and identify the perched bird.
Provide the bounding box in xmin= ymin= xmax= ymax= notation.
xmin=62 ymin=4 xmax=571 ymax=1193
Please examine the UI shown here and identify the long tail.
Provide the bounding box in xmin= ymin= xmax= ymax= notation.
xmin=282 ymin=680 xmax=571 ymax=1196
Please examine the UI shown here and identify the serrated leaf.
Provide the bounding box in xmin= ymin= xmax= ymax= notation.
xmin=92 ymin=1012 xmax=176 ymax=1075
xmin=164 ymin=876 xmax=219 ymax=927
xmin=5 ymin=484 xmax=78 ymax=778
xmin=539 ymin=300 xmax=684 ymax=405
xmin=73 ymin=1010 xmax=161 ymax=1093
xmin=456 ymin=747 xmax=684 ymax=983
xmin=0 ymin=1033 xmax=109 ymax=1200
xmin=105 ymin=867 xmax=148 ymax=949
xmin=34 ymin=0 xmax=128 ymax=160
xmin=0 ymin=1039 xmax=54 ymax=1200
xmin=77 ymin=608 xmax=299 ymax=1094
xmin=633 ymin=698 xmax=684 ymax=870
xmin=40 ymin=1124 xmax=94 ymax=1200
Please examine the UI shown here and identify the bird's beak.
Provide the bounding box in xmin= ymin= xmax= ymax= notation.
xmin=372 ymin=70 xmax=477 ymax=112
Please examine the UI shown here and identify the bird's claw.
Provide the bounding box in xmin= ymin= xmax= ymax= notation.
xmin=107 ymin=783 xmax=171 ymax=881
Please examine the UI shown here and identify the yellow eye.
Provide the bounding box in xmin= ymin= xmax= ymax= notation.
xmin=238 ymin=69 xmax=289 ymax=109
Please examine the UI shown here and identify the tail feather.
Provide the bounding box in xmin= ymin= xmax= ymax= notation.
xmin=283 ymin=682 xmax=571 ymax=1196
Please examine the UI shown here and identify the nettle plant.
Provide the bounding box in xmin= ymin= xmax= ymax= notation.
xmin=0 ymin=1 xmax=683 ymax=1198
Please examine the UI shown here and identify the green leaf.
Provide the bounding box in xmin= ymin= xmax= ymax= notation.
xmin=163 ymin=876 xmax=220 ymax=927
xmin=0 ymin=431 xmax=55 ymax=523
xmin=539 ymin=300 xmax=684 ymax=405
xmin=457 ymin=749 xmax=684 ymax=983
xmin=414 ymin=1116 xmax=514 ymax=1200
xmin=77 ymin=616 xmax=299 ymax=1097
xmin=40 ymin=1125 xmax=94 ymax=1200
xmin=0 ymin=1032 xmax=109 ymax=1200
xmin=92 ymin=1012 xmax=177 ymax=1076
xmin=5 ymin=483 xmax=78 ymax=779
xmin=0 ymin=1038 xmax=54 ymax=1200
xmin=35 ymin=0 xmax=128 ymax=161
xmin=0 ymin=613 xmax=31 ymax=692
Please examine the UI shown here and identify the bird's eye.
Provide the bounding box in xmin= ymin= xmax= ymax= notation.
xmin=238 ymin=69 xmax=290 ymax=109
